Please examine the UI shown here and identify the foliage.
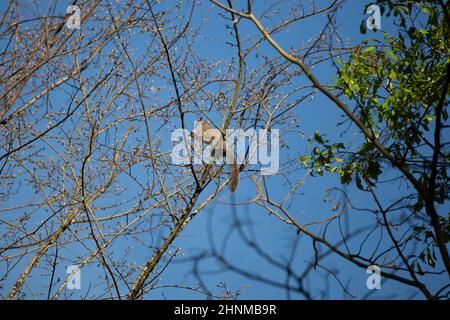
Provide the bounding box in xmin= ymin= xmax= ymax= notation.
xmin=301 ymin=0 xmax=449 ymax=271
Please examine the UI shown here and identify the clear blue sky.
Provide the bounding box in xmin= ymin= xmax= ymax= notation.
xmin=0 ymin=0 xmax=448 ymax=300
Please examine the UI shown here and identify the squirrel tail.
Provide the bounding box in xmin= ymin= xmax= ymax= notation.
xmin=230 ymin=162 xmax=239 ymax=193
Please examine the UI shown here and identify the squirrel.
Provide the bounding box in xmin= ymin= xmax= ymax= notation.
xmin=193 ymin=119 xmax=239 ymax=193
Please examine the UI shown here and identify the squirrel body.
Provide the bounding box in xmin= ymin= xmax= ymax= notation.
xmin=193 ymin=119 xmax=239 ymax=193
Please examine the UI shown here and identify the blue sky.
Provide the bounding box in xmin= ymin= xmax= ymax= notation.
xmin=0 ymin=0 xmax=448 ymax=300
xmin=142 ymin=0 xmax=446 ymax=299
